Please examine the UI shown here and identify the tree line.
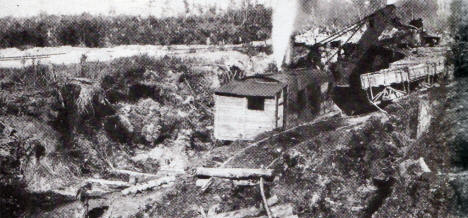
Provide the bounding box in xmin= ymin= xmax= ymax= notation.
xmin=0 ymin=5 xmax=271 ymax=48
xmin=0 ymin=1 xmax=451 ymax=49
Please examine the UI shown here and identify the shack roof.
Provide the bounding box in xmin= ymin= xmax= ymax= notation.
xmin=215 ymin=76 xmax=286 ymax=97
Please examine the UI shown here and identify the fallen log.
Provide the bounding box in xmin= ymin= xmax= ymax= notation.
xmin=111 ymin=169 xmax=159 ymax=180
xmin=201 ymin=136 xmax=274 ymax=192
xmin=233 ymin=179 xmax=258 ymax=186
xmin=196 ymin=167 xmax=273 ymax=179
xmin=112 ymin=169 xmax=184 ymax=178
xmin=121 ymin=176 xmax=176 ymax=195
xmin=201 ymin=116 xmax=327 ymax=192
xmin=256 ymin=215 xmax=298 ymax=218
xmin=211 ymin=196 xmax=278 ymax=218
xmin=196 ymin=179 xmax=258 ymax=187
xmin=86 ymin=178 xmax=130 ymax=189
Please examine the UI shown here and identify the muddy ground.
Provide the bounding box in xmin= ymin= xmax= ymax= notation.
xmin=0 ymin=45 xmax=467 ymax=217
xmin=144 ymin=77 xmax=467 ymax=218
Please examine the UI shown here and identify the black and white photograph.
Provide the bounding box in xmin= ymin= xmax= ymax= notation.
xmin=0 ymin=0 xmax=467 ymax=217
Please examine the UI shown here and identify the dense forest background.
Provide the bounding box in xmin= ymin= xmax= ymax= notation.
xmin=0 ymin=0 xmax=455 ymax=48
xmin=449 ymin=0 xmax=468 ymax=77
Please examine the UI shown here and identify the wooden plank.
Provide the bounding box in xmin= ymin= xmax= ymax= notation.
xmin=196 ymin=179 xmax=258 ymax=187
xmin=196 ymin=167 xmax=273 ymax=179
xmin=86 ymin=178 xmax=130 ymax=189
xmin=275 ymin=93 xmax=279 ymax=129
xmin=111 ymin=169 xmax=184 ymax=178
xmin=121 ymin=176 xmax=176 ymax=195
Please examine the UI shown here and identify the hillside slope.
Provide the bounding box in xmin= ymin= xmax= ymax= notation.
xmin=143 ymin=77 xmax=463 ymax=217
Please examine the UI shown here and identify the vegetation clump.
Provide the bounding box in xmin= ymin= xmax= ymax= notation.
xmin=0 ymin=6 xmax=272 ymax=48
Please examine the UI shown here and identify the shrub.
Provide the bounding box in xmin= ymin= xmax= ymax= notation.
xmin=453 ymin=136 xmax=468 ymax=169
xmin=449 ymin=0 xmax=468 ymax=77
xmin=1 ymin=64 xmax=55 ymax=90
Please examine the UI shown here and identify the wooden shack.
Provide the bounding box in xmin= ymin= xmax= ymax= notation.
xmin=214 ymin=69 xmax=329 ymax=141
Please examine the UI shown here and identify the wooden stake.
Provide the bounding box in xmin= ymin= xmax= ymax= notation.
xmin=260 ymin=177 xmax=272 ymax=218
xmin=199 ymin=206 xmax=207 ymax=218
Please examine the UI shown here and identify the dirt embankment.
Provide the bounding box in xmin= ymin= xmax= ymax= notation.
xmin=142 ymin=79 xmax=462 ymax=217
xmin=0 ymin=54 xmax=221 ymax=217
xmin=1 ymin=48 xmax=465 ymax=217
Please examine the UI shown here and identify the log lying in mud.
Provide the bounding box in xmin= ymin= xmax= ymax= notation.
xmin=111 ymin=169 xmax=159 ymax=178
xmin=196 ymin=178 xmax=258 ymax=187
xmin=111 ymin=168 xmax=185 ymax=184
xmin=112 ymin=169 xmax=184 ymax=177
xmin=196 ymin=167 xmax=273 ymax=179
xmin=121 ymin=176 xmax=176 ymax=195
xmin=211 ymin=195 xmax=279 ymax=218
xmin=86 ymin=178 xmax=131 ymax=189
xmin=233 ymin=179 xmax=258 ymax=186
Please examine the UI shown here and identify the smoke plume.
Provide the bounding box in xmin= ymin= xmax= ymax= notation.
xmin=386 ymin=0 xmax=404 ymax=7
xmin=272 ymin=0 xmax=312 ymax=70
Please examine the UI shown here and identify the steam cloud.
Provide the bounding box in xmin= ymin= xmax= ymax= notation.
xmin=272 ymin=0 xmax=312 ymax=70
xmin=386 ymin=0 xmax=403 ymax=6
xmin=271 ymin=0 xmax=401 ymax=70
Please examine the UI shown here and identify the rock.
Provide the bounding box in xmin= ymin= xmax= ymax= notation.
xmin=129 ymin=83 xmax=161 ymax=102
xmin=418 ymin=158 xmax=431 ymax=173
xmin=118 ymin=115 xmax=134 ymax=133
xmin=108 ymin=99 xmax=164 ymax=145
xmin=196 ymin=179 xmax=210 ymax=187
xmin=417 ymin=99 xmax=432 ymax=138
xmin=283 ymin=148 xmax=303 ymax=169
xmin=0 ymin=78 xmax=14 ymax=89
xmin=0 ymin=121 xmax=14 ymax=137
xmin=104 ymin=115 xmax=134 ymax=143
xmin=208 ymin=204 xmax=222 ymax=216
xmin=141 ymin=123 xmax=161 ymax=143
xmin=399 ymin=158 xmax=432 ymax=179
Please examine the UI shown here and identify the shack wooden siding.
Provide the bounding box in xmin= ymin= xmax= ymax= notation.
xmin=276 ymin=88 xmax=285 ymax=128
xmin=214 ymin=95 xmax=245 ymax=141
xmin=214 ymin=94 xmax=279 ymax=141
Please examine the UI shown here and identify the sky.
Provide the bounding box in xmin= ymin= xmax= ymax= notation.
xmin=0 ymin=0 xmax=182 ymax=17
xmin=0 ymin=0 xmax=274 ymax=18
xmin=0 ymin=0 xmax=452 ymax=18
